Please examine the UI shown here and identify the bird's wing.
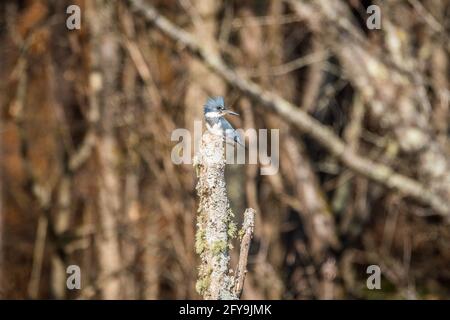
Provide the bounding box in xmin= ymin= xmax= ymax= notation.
xmin=220 ymin=118 xmax=235 ymax=131
xmin=220 ymin=118 xmax=244 ymax=146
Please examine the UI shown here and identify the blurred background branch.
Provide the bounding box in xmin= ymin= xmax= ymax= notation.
xmin=0 ymin=0 xmax=449 ymax=299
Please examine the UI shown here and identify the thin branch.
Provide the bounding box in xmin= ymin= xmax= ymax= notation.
xmin=408 ymin=0 xmax=443 ymax=33
xmin=231 ymin=13 xmax=303 ymax=29
xmin=27 ymin=215 xmax=48 ymax=299
xmin=242 ymin=50 xmax=330 ymax=77
xmin=126 ymin=0 xmax=449 ymax=217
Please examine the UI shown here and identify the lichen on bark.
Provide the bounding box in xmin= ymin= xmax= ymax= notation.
xmin=193 ymin=131 xmax=238 ymax=299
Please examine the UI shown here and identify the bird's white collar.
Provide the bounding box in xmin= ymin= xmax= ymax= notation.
xmin=205 ymin=111 xmax=222 ymax=118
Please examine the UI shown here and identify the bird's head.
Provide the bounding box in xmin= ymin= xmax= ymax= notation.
xmin=203 ymin=96 xmax=239 ymax=118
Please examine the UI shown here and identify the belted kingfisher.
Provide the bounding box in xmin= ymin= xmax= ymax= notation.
xmin=203 ymin=96 xmax=244 ymax=146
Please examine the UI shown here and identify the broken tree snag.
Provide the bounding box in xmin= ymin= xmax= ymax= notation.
xmin=194 ymin=132 xmax=234 ymax=300
xmin=194 ymin=131 xmax=255 ymax=300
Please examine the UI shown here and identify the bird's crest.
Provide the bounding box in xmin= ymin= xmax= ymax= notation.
xmin=204 ymin=96 xmax=224 ymax=113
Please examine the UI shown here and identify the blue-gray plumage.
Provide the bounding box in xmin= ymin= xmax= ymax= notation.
xmin=203 ymin=97 xmax=244 ymax=146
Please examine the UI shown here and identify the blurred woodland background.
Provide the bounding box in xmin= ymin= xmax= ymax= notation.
xmin=0 ymin=0 xmax=449 ymax=299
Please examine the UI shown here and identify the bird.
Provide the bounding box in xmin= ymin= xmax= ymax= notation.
xmin=203 ymin=96 xmax=244 ymax=147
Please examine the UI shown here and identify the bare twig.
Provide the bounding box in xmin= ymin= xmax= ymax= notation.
xmin=242 ymin=50 xmax=329 ymax=77
xmin=68 ymin=131 xmax=96 ymax=171
xmin=126 ymin=0 xmax=449 ymax=217
xmin=231 ymin=13 xmax=303 ymax=29
xmin=408 ymin=0 xmax=443 ymax=33
xmin=28 ymin=215 xmax=48 ymax=299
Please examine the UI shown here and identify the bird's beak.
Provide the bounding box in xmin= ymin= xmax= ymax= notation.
xmin=224 ymin=109 xmax=239 ymax=116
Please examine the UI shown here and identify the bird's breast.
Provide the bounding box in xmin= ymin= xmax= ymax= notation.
xmin=206 ymin=122 xmax=224 ymax=136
